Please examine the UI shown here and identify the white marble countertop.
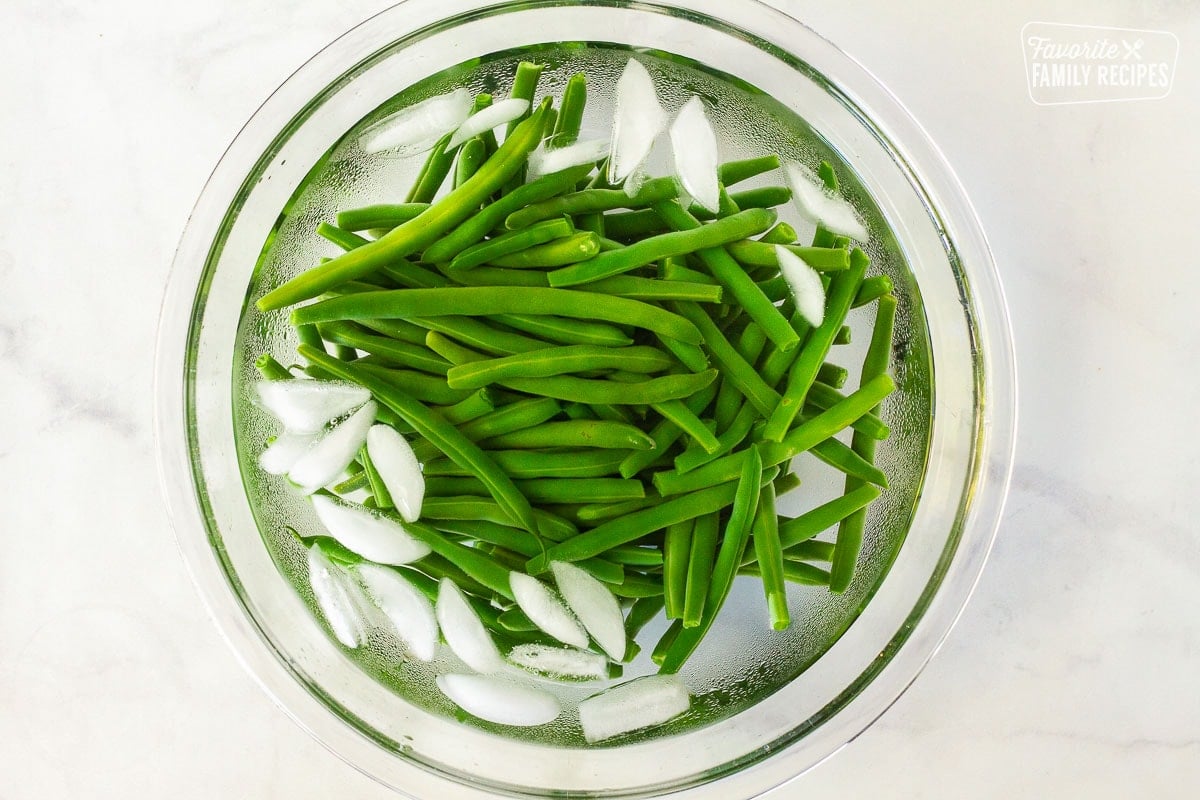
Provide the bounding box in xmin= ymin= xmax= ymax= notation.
xmin=2 ymin=0 xmax=1197 ymax=797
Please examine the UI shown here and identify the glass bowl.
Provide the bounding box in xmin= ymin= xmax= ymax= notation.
xmin=154 ymin=1 xmax=1017 ymax=797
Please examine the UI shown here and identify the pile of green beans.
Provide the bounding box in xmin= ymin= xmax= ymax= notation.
xmin=254 ymin=62 xmax=898 ymax=673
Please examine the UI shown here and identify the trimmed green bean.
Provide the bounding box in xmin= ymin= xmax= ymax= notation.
xmin=672 ymin=301 xmax=779 ymax=417
xmin=617 ymin=380 xmax=719 ymax=479
xmin=291 ymin=287 xmax=702 ymax=346
xmin=331 ymin=470 xmax=371 ymax=495
xmin=726 ymin=240 xmax=851 ymax=272
xmin=335 ymin=203 xmax=429 ymax=232
xmin=854 ymin=277 xmax=895 ymax=309
xmin=773 ymin=469 xmax=801 ymax=496
xmin=410 ymin=395 xmax=560 ymax=462
xmin=652 ymin=200 xmax=799 ymax=352
xmin=431 ymin=518 xmax=624 ymax=585
xmin=400 ymin=519 xmax=517 ymax=601
xmin=255 ymin=354 xmax=292 ymax=380
xmin=436 ymin=389 xmax=495 ymax=425
xmin=421 ymin=495 xmax=576 ymax=541
xmin=740 ymin=561 xmax=831 ymax=586
xmin=422 ymin=163 xmax=594 ymax=263
xmin=694 ymin=186 xmax=791 ymax=221
xmin=448 ymin=217 xmax=575 ymax=271
xmin=807 ymin=382 xmax=889 ymax=439
xmin=447 ymin=344 xmax=672 ymax=390
xmin=761 ymin=248 xmax=869 ymax=441
xmin=317 ymin=222 xmax=369 ymax=252
xmin=830 ymin=294 xmax=896 ymax=592
xmin=605 ymin=545 xmax=665 ymax=567
xmin=410 ymin=315 xmax=548 ymax=356
xmin=454 ymin=136 xmax=487 ymax=189
xmin=651 ymin=400 xmax=719 ymax=454
xmin=584 ymin=275 xmax=722 ymax=303
xmin=481 ymin=420 xmax=655 ymax=451
xmin=351 ymin=363 xmax=473 ymax=405
xmin=833 ymin=325 xmax=852 ymax=346
xmin=490 ymin=232 xmax=601 ymax=268
xmin=654 ymin=374 xmax=895 ymax=496
xmin=663 ymin=519 xmax=693 ymax=619
xmin=257 ymin=101 xmax=552 ymax=310
xmin=406 ymin=132 xmax=458 ymax=204
xmin=423 ymin=449 xmax=627 ymax=479
xmin=497 ymin=607 xmax=538 ymax=632
xmin=425 ymin=476 xmax=644 ymax=504
xmin=751 ymin=483 xmax=788 ymax=629
xmin=785 ymin=540 xmax=837 ymax=562
xmin=470 ymin=93 xmax=499 ymax=156
xmin=718 ymin=154 xmax=781 ymax=186
xmin=316 ymin=321 xmax=450 ymax=375
xmin=681 ymin=512 xmax=720 ymax=627
xmin=574 ymin=494 xmax=659 ymax=522
xmin=550 ymin=72 xmax=587 ymax=147
xmin=548 ymin=208 xmax=776 ymax=287
xmin=816 ymin=362 xmax=848 ymax=390
xmin=759 ymin=222 xmax=798 ymax=245
xmin=659 ymin=446 xmax=763 ymax=672
xmin=299 ymin=345 xmax=540 ymax=534
xmin=505 ymin=177 xmax=680 ymax=229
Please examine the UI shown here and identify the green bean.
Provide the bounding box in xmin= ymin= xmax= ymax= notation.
xmin=605 ymin=545 xmax=665 ymax=568
xmin=672 ymin=301 xmax=779 ymax=417
xmin=331 ymin=470 xmax=371 ymax=495
xmin=761 ymin=249 xmax=869 ymax=441
xmin=497 ymin=607 xmax=538 ymax=632
xmin=316 ymin=222 xmax=369 ymax=251
xmin=681 ymin=512 xmax=720 ymax=627
xmin=431 ymin=518 xmax=624 ymax=585
xmin=626 ymin=595 xmax=666 ymax=640
xmin=651 ymin=400 xmax=719 ymax=454
xmin=470 ymin=93 xmax=499 ymax=156
xmin=257 ymin=101 xmax=552 ymax=311
xmin=694 ymin=186 xmax=791 ymax=220
xmin=421 ymin=495 xmax=576 ymax=541
xmin=575 ymin=494 xmax=658 ymax=522
xmin=333 ymin=343 xmax=359 ymax=362
xmin=617 ymin=379 xmax=718 ymax=479
xmin=657 ymin=336 xmax=710 ymax=373
xmin=740 ymin=561 xmax=831 ymax=586
xmin=650 ymin=621 xmax=682 ymax=665
xmin=759 ymin=222 xmax=798 ymax=245
xmin=350 ymin=363 xmax=473 ymax=405
xmin=410 ymin=315 xmax=548 ymax=355
xmin=255 ymin=354 xmax=292 ymax=380
xmin=437 ymin=389 xmax=495 ymax=425
xmin=291 ymin=287 xmax=702 ymax=346
xmin=351 ymin=445 xmax=390 ymax=510
xmin=410 ymin=395 xmax=560 ymax=462
xmin=548 ymin=72 xmax=586 ymax=146
xmin=425 ymin=476 xmax=644 ymax=504
xmin=316 ymin=321 xmax=450 ymax=375
xmin=379 ymin=259 xmax=450 ymax=289
xmin=751 ymin=483 xmax=788 ymax=629
xmin=481 ymin=420 xmax=656 ymax=451
xmin=653 ymin=374 xmax=895 ymax=495
xmin=660 ymin=261 xmax=716 ymax=286
xmin=652 ymin=200 xmax=799 ymax=352
xmin=400 ymin=519 xmax=517 ymax=601
xmin=583 ymin=275 xmax=722 ymax=303
xmin=785 ymin=540 xmax=837 ymax=562
xmin=454 ymin=136 xmax=488 ymax=189
xmin=547 ymin=208 xmax=776 ymax=287
xmin=663 ymin=519 xmax=693 ymax=619
xmin=447 ymin=217 xmax=575 ymax=271
xmin=807 ymin=382 xmax=889 ymax=439
xmin=773 ymin=470 xmax=801 ymax=497
xmin=816 ymin=362 xmax=848 ymax=390
xmin=726 ymin=240 xmax=850 ymax=272
xmin=422 ymin=163 xmax=593 ymax=264
xmin=526 ymin=467 xmax=771 ymax=572
xmin=335 ymin=203 xmax=429 ymax=232
xmin=406 ymin=132 xmax=458 ymax=204
xmin=610 ymin=572 xmax=666 ymax=599
xmin=659 ymin=446 xmax=762 ymax=672
xmin=299 ymin=345 xmax=540 ymax=534
xmin=500 ymin=62 xmax=544 ymax=192
xmin=811 ymin=161 xmax=841 ymax=248
xmin=442 ymin=265 xmax=551 ymax=288
xmin=490 ymin=232 xmax=600 ymax=268
xmin=354 ymin=316 xmax=429 ymax=346
xmin=718 ymin=154 xmax=781 ymax=186
xmin=505 ymin=177 xmax=680 ymax=229
xmin=424 ymin=449 xmax=627 ymax=479
xmin=854 ymin=277 xmax=895 ymax=308
xmin=446 ymin=344 xmax=672 ymax=390
xmin=830 ymin=294 xmax=896 ymax=592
